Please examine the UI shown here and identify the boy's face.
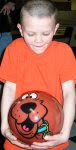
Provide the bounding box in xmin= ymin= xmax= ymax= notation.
xmin=18 ymin=15 xmax=59 ymax=54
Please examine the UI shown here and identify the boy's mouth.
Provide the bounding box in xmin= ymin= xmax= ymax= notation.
xmin=30 ymin=44 xmax=49 ymax=53
xmin=34 ymin=45 xmax=44 ymax=47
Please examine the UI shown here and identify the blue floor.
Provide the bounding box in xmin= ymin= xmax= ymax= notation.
xmin=68 ymin=121 xmax=76 ymax=149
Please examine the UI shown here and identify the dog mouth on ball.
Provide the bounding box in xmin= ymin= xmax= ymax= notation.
xmin=21 ymin=117 xmax=34 ymax=132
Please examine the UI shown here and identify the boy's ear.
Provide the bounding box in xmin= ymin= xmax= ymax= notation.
xmin=54 ymin=23 xmax=59 ymax=35
xmin=17 ymin=23 xmax=23 ymax=37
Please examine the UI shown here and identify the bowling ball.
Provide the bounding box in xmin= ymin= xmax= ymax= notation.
xmin=8 ymin=91 xmax=64 ymax=145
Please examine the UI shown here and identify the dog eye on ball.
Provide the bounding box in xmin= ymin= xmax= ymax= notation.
xmin=30 ymin=93 xmax=38 ymax=99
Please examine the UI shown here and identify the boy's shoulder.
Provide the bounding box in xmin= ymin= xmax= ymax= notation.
xmin=53 ymin=41 xmax=71 ymax=49
xmin=6 ymin=37 xmax=27 ymax=55
xmin=8 ymin=37 xmax=25 ymax=48
xmin=53 ymin=41 xmax=72 ymax=54
xmin=52 ymin=41 xmax=75 ymax=64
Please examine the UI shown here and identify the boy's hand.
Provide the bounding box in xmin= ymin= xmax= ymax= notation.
xmin=4 ymin=128 xmax=32 ymax=149
xmin=31 ymin=132 xmax=69 ymax=149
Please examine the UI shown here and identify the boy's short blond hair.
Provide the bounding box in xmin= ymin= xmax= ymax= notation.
xmin=20 ymin=0 xmax=58 ymax=24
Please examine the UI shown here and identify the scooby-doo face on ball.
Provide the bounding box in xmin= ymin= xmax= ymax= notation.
xmin=10 ymin=91 xmax=48 ymax=139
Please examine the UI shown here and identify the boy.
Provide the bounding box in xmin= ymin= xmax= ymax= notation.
xmin=0 ymin=0 xmax=76 ymax=150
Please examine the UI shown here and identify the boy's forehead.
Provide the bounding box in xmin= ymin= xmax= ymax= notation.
xmin=22 ymin=15 xmax=56 ymax=28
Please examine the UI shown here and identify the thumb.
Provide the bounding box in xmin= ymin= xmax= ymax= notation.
xmin=44 ymin=135 xmax=56 ymax=141
xmin=44 ymin=135 xmax=52 ymax=140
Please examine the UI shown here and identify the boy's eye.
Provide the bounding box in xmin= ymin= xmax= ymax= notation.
xmin=42 ymin=33 xmax=50 ymax=36
xmin=27 ymin=33 xmax=35 ymax=36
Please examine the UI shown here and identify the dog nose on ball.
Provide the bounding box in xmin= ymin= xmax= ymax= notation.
xmin=21 ymin=102 xmax=36 ymax=114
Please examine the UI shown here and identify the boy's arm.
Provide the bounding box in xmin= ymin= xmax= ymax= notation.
xmin=1 ymin=81 xmax=16 ymax=136
xmin=61 ymin=80 xmax=76 ymax=137
xmin=1 ymin=81 xmax=31 ymax=149
xmin=31 ymin=80 xmax=76 ymax=149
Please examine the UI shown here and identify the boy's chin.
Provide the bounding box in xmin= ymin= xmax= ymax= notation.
xmin=30 ymin=45 xmax=48 ymax=54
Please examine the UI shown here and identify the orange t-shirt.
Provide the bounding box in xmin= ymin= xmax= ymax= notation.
xmin=0 ymin=38 xmax=76 ymax=150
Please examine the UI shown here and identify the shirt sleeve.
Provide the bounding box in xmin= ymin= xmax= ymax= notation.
xmin=59 ymin=44 xmax=76 ymax=83
xmin=0 ymin=45 xmax=17 ymax=83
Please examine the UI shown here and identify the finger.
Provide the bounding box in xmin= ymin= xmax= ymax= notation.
xmin=6 ymin=133 xmax=17 ymax=141
xmin=31 ymin=142 xmax=49 ymax=149
xmin=5 ymin=131 xmax=17 ymax=141
xmin=44 ymin=134 xmax=59 ymax=141
xmin=7 ymin=10 xmax=10 ymax=15
xmin=31 ymin=144 xmax=48 ymax=150
xmin=3 ymin=9 xmax=7 ymax=15
xmin=32 ymin=142 xmax=48 ymax=147
xmin=11 ymin=6 xmax=15 ymax=11
xmin=1 ymin=6 xmax=7 ymax=15
xmin=32 ymin=141 xmax=56 ymax=148
xmin=11 ymin=140 xmax=32 ymax=149
xmin=0 ymin=8 xmax=5 ymax=14
xmin=0 ymin=9 xmax=3 ymax=13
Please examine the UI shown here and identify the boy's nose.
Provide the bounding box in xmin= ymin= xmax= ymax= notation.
xmin=34 ymin=35 xmax=43 ymax=43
